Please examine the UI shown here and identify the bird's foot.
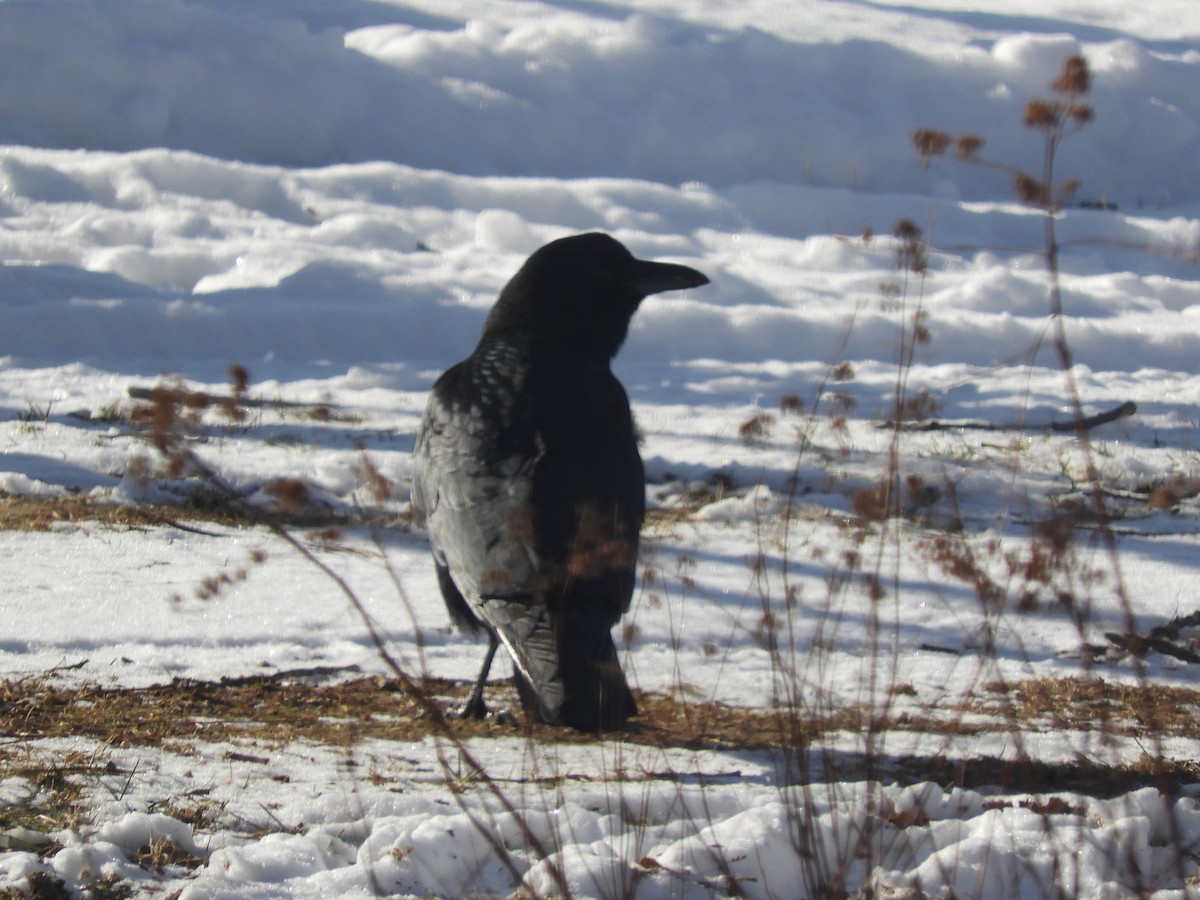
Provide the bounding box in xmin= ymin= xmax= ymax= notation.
xmin=449 ymin=700 xmax=518 ymax=727
xmin=490 ymin=708 xmax=518 ymax=726
xmin=452 ymin=696 xmax=489 ymax=720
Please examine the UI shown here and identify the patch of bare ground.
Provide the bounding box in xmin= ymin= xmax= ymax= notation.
xmin=0 ymin=491 xmax=395 ymax=532
xmin=3 ymin=674 xmax=1198 ymax=801
xmin=3 ymin=494 xmax=1198 ymax=807
xmin=0 ymin=491 xmax=694 ymax=534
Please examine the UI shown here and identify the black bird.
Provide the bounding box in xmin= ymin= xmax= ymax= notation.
xmin=411 ymin=232 xmax=708 ymax=731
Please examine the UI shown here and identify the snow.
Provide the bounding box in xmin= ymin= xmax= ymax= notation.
xmin=2 ymin=0 xmax=1200 ymax=897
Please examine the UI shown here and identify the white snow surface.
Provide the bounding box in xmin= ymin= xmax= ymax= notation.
xmin=2 ymin=0 xmax=1200 ymax=897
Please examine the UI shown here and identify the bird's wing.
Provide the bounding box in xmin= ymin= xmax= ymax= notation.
xmin=528 ymin=366 xmax=645 ymax=617
xmin=412 ymin=346 xmax=549 ymax=605
xmin=414 ymin=376 xmax=565 ymax=717
xmin=414 ymin=393 xmax=541 ymax=599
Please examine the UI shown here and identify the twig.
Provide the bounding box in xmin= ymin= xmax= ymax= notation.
xmin=46 ymin=658 xmax=89 ymax=675
xmin=224 ymin=750 xmax=270 ymax=765
xmin=214 ymin=664 xmax=364 ymax=686
xmin=885 ymin=400 xmax=1136 ymax=433
xmin=127 ymin=386 xmax=336 ymax=412
xmin=1105 ymin=609 xmax=1200 ymax=664
xmin=146 ymin=513 xmax=229 ymax=538
xmin=1049 ymin=400 xmax=1137 ymax=432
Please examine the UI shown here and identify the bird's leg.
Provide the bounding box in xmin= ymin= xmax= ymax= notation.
xmin=458 ymin=632 xmax=500 ymax=720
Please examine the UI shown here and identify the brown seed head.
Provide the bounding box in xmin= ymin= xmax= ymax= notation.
xmin=912 ymin=129 xmax=952 ymax=164
xmin=778 ymin=394 xmax=805 ymax=414
xmin=955 ymin=134 xmax=985 ymax=160
xmin=1051 ymin=55 xmax=1091 ymax=95
xmin=831 ymin=361 xmax=856 ymax=382
xmin=1067 ymin=103 xmax=1094 ymax=125
xmin=892 ymin=219 xmax=922 ymax=242
xmin=892 ymin=219 xmax=928 ymax=273
xmin=1014 ymin=172 xmax=1054 ymax=208
xmin=1023 ymin=99 xmax=1063 ymax=129
xmin=229 ymin=364 xmax=250 ymax=396
xmin=263 ymin=478 xmax=310 ymax=513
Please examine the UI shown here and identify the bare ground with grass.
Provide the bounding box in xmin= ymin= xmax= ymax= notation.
xmin=4 ymin=462 xmax=1200 ymax=896
xmin=4 ymin=492 xmax=1200 ymax=779
xmin=4 ymin=668 xmax=1198 ymax=809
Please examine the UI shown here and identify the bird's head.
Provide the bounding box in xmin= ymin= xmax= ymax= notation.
xmin=481 ymin=232 xmax=709 ymax=362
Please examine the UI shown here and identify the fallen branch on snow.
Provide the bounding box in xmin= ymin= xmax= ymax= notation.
xmin=883 ymin=400 xmax=1136 ymax=433
xmin=127 ymin=385 xmax=337 ymax=412
xmin=1104 ymin=609 xmax=1200 ymax=665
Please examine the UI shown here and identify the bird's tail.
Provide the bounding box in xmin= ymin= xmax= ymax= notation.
xmin=482 ymin=596 xmax=636 ymax=732
xmin=483 ymin=598 xmax=564 ymax=724
xmin=553 ymin=601 xmax=637 ymax=732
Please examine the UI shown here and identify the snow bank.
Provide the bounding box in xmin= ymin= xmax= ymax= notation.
xmin=11 ymin=757 xmax=1199 ymax=899
xmin=1 ymin=3 xmax=1198 ymax=204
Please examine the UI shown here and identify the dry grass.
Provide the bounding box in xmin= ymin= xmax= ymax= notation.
xmin=0 ymin=493 xmax=224 ymax=532
xmin=979 ymin=675 xmax=1200 ymax=739
xmin=2 ymin=494 xmax=1198 ymax=780
xmin=0 ymin=749 xmax=98 ymax=838
xmin=4 ymin=482 xmax=1199 ymax=893
xmin=0 ymin=491 xmax=265 ymax=533
xmin=0 ymin=485 xmax=734 ymax=536
xmin=0 ymin=490 xmax=395 ymax=533
xmin=0 ymin=674 xmax=846 ymax=754
xmin=4 ymin=673 xmax=1197 ymax=794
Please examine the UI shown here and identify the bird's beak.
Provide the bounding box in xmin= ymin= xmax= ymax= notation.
xmin=627 ymin=259 xmax=709 ymax=297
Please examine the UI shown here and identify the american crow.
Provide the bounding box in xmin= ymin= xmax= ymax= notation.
xmin=412 ymin=232 xmax=708 ymax=731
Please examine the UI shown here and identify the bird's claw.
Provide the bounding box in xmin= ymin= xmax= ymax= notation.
xmin=450 ymin=700 xmax=518 ymax=727
xmin=453 ymin=697 xmax=489 ymax=720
